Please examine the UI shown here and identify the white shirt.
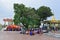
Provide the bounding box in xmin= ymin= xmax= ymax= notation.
xmin=39 ymin=23 xmax=43 ymax=28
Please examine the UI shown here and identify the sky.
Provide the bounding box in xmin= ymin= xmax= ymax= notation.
xmin=0 ymin=0 xmax=60 ymax=25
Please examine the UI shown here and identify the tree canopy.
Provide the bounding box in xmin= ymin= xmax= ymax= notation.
xmin=13 ymin=4 xmax=53 ymax=28
xmin=37 ymin=6 xmax=53 ymax=21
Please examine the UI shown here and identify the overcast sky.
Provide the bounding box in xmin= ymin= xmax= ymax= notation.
xmin=0 ymin=0 xmax=60 ymax=24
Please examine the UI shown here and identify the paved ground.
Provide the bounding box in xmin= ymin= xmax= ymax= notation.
xmin=0 ymin=31 xmax=60 ymax=40
xmin=46 ymin=31 xmax=60 ymax=38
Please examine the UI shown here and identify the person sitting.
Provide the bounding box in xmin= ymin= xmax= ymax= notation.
xmin=26 ymin=30 xmax=30 ymax=35
xmin=37 ymin=29 xmax=40 ymax=34
xmin=30 ymin=29 xmax=34 ymax=36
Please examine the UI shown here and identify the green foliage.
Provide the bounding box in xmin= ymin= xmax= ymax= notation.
xmin=14 ymin=4 xmax=25 ymax=25
xmin=13 ymin=4 xmax=53 ymax=29
xmin=37 ymin=6 xmax=53 ymax=21
xmin=0 ymin=24 xmax=2 ymax=30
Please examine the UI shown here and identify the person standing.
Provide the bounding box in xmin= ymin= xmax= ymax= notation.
xmin=39 ymin=22 xmax=43 ymax=34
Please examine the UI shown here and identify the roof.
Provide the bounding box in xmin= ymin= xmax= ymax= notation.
xmin=44 ymin=16 xmax=60 ymax=24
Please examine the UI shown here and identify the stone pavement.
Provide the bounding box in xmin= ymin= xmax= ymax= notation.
xmin=44 ymin=31 xmax=60 ymax=38
xmin=0 ymin=31 xmax=60 ymax=40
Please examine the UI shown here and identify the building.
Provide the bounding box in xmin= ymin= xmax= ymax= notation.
xmin=3 ymin=18 xmax=13 ymax=25
xmin=44 ymin=16 xmax=60 ymax=28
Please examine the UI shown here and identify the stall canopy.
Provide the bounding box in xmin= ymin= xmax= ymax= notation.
xmin=7 ymin=24 xmax=20 ymax=29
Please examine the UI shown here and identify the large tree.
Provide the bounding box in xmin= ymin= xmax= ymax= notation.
xmin=14 ymin=4 xmax=25 ymax=25
xmin=13 ymin=4 xmax=39 ymax=28
xmin=37 ymin=6 xmax=53 ymax=21
xmin=13 ymin=4 xmax=53 ymax=29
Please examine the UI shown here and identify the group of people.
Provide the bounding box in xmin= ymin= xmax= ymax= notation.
xmin=50 ymin=24 xmax=58 ymax=32
xmin=20 ymin=28 xmax=43 ymax=36
xmin=20 ymin=22 xmax=48 ymax=35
